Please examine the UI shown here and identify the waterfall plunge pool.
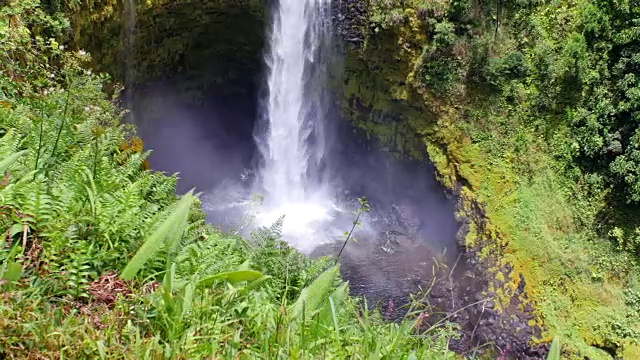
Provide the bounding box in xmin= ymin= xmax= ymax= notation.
xmin=130 ymin=82 xmax=463 ymax=315
xmin=126 ymin=0 xmax=462 ymax=320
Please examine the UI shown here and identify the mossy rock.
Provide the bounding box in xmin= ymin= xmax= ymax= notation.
xmin=619 ymin=340 xmax=640 ymax=359
xmin=67 ymin=0 xmax=266 ymax=95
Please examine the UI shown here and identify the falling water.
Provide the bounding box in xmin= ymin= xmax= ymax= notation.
xmin=123 ymin=0 xmax=137 ymax=120
xmin=255 ymin=0 xmax=336 ymax=250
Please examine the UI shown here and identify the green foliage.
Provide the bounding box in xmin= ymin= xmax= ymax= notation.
xmin=247 ymin=216 xmax=330 ymax=303
xmin=417 ymin=20 xmax=465 ymax=93
xmin=196 ymin=269 xmax=265 ymax=288
xmin=624 ymin=286 xmax=640 ymax=315
xmin=0 ymin=150 xmax=27 ymax=173
xmin=0 ymin=74 xmax=178 ymax=295
xmin=0 ymin=0 xmax=70 ymax=99
xmin=508 ymin=1 xmax=640 ymax=205
xmin=547 ymin=337 xmax=561 ymax=360
xmin=290 ymin=266 xmax=339 ymax=320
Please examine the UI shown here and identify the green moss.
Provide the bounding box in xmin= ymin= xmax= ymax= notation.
xmin=69 ymin=0 xmax=265 ymax=95
xmin=619 ymin=341 xmax=640 ymax=359
xmin=465 ymin=221 xmax=478 ymax=248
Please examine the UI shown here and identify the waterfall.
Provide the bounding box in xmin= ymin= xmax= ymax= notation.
xmin=123 ymin=0 xmax=137 ymax=120
xmin=255 ymin=0 xmax=335 ymax=250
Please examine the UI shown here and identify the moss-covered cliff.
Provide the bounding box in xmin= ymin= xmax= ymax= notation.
xmin=55 ymin=0 xmax=265 ymax=95
xmin=338 ymin=1 xmax=640 ymax=358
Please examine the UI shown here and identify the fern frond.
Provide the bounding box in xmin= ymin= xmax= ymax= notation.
xmin=250 ymin=214 xmax=286 ymax=247
xmin=270 ymin=214 xmax=285 ymax=238
xmin=0 ymin=150 xmax=27 ymax=174
xmin=0 ymin=129 xmax=23 ymax=157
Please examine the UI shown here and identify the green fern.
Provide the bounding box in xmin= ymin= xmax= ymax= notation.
xmin=251 ymin=214 xmax=285 ymax=246
xmin=270 ymin=214 xmax=285 ymax=237
xmin=0 ymin=150 xmax=27 ymax=174
xmin=174 ymin=233 xmax=243 ymax=280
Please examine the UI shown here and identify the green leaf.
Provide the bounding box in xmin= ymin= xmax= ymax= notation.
xmin=181 ymin=281 xmax=195 ymax=318
xmin=96 ymin=340 xmax=107 ymax=360
xmin=8 ymin=223 xmax=24 ymax=237
xmin=0 ymin=150 xmax=27 ymax=174
xmin=547 ymin=337 xmax=560 ymax=360
xmin=197 ymin=270 xmax=265 ymax=288
xmin=330 ymin=282 xmax=348 ymax=307
xmin=3 ymin=262 xmax=22 ymax=282
xmin=162 ymin=263 xmax=176 ymax=312
xmin=84 ymin=184 xmax=96 ymax=217
xmin=121 ymin=191 xmax=195 ymax=280
xmin=320 ymin=282 xmax=348 ymax=329
xmin=237 ymin=260 xmax=251 ymax=270
xmin=241 ymin=275 xmax=272 ymax=293
xmin=290 ymin=266 xmax=339 ymax=320
xmin=329 ymin=296 xmax=339 ymax=332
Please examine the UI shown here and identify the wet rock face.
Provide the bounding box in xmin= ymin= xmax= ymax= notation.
xmin=333 ymin=0 xmax=368 ymax=46
xmin=72 ymin=0 xmax=266 ymax=96
xmin=425 ymin=183 xmax=548 ymax=359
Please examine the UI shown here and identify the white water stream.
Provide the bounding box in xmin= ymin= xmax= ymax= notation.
xmin=254 ymin=0 xmax=337 ymax=251
xmin=124 ymin=0 xmax=137 ymax=119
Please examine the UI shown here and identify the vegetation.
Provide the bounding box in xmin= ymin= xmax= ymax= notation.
xmin=342 ymin=0 xmax=640 ymax=358
xmin=0 ymin=2 xmax=461 ymax=358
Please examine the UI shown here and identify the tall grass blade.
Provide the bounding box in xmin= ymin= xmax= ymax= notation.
xmin=121 ymin=191 xmax=195 ymax=280
xmin=96 ymin=340 xmax=107 ymax=360
xmin=319 ymin=282 xmax=348 ymax=328
xmin=49 ymin=87 xmax=71 ymax=162
xmin=547 ymin=337 xmax=560 ymax=360
xmin=34 ymin=109 xmax=44 ymax=173
xmin=329 ymin=296 xmax=339 ymax=333
xmin=291 ymin=266 xmax=339 ymax=320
